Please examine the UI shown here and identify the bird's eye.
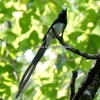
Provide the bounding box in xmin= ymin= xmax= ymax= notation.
xmin=58 ymin=9 xmax=66 ymax=17
xmin=59 ymin=10 xmax=64 ymax=15
xmin=58 ymin=10 xmax=65 ymax=17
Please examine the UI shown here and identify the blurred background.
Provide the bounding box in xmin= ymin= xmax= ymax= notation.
xmin=0 ymin=0 xmax=100 ymax=100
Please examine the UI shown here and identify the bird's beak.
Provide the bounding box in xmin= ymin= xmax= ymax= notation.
xmin=65 ymin=8 xmax=67 ymax=11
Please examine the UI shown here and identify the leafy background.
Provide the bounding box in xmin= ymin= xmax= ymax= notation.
xmin=0 ymin=0 xmax=100 ymax=100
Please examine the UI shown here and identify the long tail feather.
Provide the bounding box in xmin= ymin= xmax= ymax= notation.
xmin=16 ymin=41 xmax=47 ymax=98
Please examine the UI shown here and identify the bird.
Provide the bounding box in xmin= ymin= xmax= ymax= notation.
xmin=16 ymin=8 xmax=67 ymax=98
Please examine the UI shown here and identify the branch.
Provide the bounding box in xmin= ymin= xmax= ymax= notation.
xmin=72 ymin=59 xmax=100 ymax=100
xmin=70 ymin=70 xmax=78 ymax=100
xmin=52 ymin=27 xmax=100 ymax=60
xmin=78 ymin=72 xmax=100 ymax=100
xmin=52 ymin=27 xmax=100 ymax=100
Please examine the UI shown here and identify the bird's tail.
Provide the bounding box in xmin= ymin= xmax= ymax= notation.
xmin=16 ymin=41 xmax=47 ymax=98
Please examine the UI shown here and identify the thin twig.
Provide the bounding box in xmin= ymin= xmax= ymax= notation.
xmin=0 ymin=38 xmax=8 ymax=46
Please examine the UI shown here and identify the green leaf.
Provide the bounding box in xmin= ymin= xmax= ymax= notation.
xmin=40 ymin=83 xmax=57 ymax=98
xmin=4 ymin=31 xmax=17 ymax=42
xmin=19 ymin=13 xmax=31 ymax=33
xmin=88 ymin=34 xmax=100 ymax=53
xmin=18 ymin=39 xmax=31 ymax=52
xmin=29 ymin=30 xmax=39 ymax=46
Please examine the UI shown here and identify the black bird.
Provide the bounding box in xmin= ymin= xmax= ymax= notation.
xmin=16 ymin=8 xmax=67 ymax=98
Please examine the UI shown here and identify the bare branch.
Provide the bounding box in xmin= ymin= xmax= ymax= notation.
xmin=52 ymin=27 xmax=100 ymax=60
xmin=70 ymin=70 xmax=78 ymax=100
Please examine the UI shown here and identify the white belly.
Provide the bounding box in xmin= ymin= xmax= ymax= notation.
xmin=46 ymin=23 xmax=64 ymax=45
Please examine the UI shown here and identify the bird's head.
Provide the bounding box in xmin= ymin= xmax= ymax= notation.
xmin=58 ymin=8 xmax=67 ymax=19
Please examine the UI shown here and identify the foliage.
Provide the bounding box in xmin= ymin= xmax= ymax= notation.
xmin=0 ymin=0 xmax=100 ymax=100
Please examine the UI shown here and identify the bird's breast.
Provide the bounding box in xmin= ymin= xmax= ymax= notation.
xmin=45 ymin=23 xmax=64 ymax=46
xmin=52 ymin=23 xmax=64 ymax=35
